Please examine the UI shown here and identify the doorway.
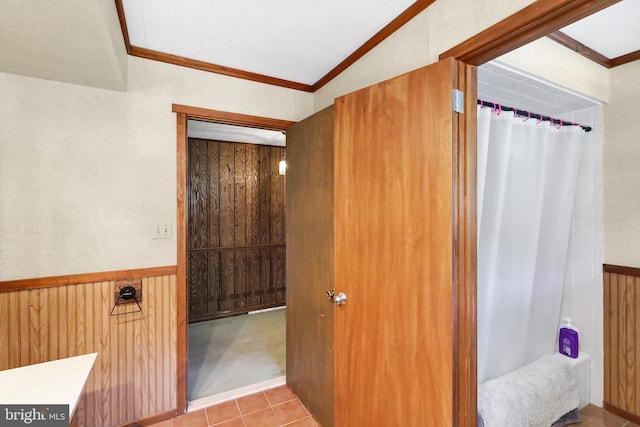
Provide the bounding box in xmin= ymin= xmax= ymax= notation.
xmin=476 ymin=60 xmax=603 ymax=407
xmin=174 ymin=105 xmax=295 ymax=412
xmin=186 ymin=121 xmax=287 ymax=402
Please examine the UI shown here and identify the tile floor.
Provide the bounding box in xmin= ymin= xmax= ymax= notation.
xmin=575 ymin=404 xmax=640 ymax=427
xmin=151 ymin=385 xmax=320 ymax=427
xmin=150 ymin=386 xmax=640 ymax=427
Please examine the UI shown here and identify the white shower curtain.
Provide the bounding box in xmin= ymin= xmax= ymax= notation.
xmin=477 ymin=106 xmax=584 ymax=384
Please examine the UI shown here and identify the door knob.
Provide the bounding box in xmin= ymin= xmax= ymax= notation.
xmin=332 ymin=292 xmax=347 ymax=305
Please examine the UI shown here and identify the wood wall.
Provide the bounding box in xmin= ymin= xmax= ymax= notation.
xmin=604 ymin=265 xmax=640 ymax=424
xmin=0 ymin=274 xmax=177 ymax=427
xmin=187 ymin=138 xmax=285 ymax=322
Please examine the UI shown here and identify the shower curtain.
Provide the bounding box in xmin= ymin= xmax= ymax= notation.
xmin=477 ymin=106 xmax=584 ymax=384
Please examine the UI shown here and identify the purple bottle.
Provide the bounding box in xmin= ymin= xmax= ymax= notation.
xmin=559 ymin=318 xmax=579 ymax=358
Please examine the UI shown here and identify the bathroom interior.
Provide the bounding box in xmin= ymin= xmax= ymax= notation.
xmin=476 ymin=58 xmax=602 ymax=425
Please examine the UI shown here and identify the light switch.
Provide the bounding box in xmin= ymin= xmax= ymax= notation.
xmin=153 ymin=223 xmax=172 ymax=239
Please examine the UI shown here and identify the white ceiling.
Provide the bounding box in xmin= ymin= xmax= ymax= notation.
xmin=188 ymin=120 xmax=286 ymax=146
xmin=122 ymin=0 xmax=415 ymax=85
xmin=560 ymin=0 xmax=640 ymax=59
xmin=478 ymin=61 xmax=600 ymax=118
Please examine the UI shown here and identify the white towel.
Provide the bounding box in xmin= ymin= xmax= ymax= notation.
xmin=478 ymin=354 xmax=579 ymax=427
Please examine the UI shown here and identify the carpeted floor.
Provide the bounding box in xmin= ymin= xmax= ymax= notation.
xmin=188 ymin=307 xmax=286 ymax=401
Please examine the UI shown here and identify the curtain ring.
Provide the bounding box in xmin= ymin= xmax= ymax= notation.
xmin=523 ymin=111 xmax=530 ymax=122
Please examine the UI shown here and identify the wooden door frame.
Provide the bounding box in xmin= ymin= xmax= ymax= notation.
xmin=445 ymin=1 xmax=620 ymax=426
xmin=173 ymin=103 xmax=294 ymax=414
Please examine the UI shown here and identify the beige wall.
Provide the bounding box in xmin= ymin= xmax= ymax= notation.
xmin=3 ymin=0 xmax=638 ymax=282
xmin=603 ymin=61 xmax=640 ymax=268
xmin=0 ymin=57 xmax=313 ymax=281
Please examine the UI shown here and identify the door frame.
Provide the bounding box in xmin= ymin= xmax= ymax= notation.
xmin=173 ymin=0 xmax=621 ymax=417
xmin=445 ymin=1 xmax=620 ymax=425
xmin=173 ymin=103 xmax=294 ymax=413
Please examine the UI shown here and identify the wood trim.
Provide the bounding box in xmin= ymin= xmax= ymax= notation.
xmin=439 ymin=0 xmax=622 ymax=65
xmin=172 ymin=104 xmax=295 ymax=131
xmin=0 ymin=265 xmax=177 ymax=292
xmin=605 ymin=401 xmax=640 ymax=424
xmin=611 ymin=50 xmax=640 ymax=68
xmin=603 ymin=264 xmax=640 ymax=277
xmin=546 ymin=31 xmax=640 ymax=69
xmin=312 ymin=0 xmax=436 ymax=91
xmin=452 ymin=60 xmax=478 ymax=427
xmin=189 ymin=243 xmax=285 ymax=252
xmin=113 ymin=0 xmax=131 ymax=54
xmin=175 ymin=106 xmax=293 ymax=414
xmin=116 ymin=409 xmax=177 ymax=427
xmin=176 ymin=112 xmax=188 ymax=415
xmin=190 ymin=302 xmax=286 ymax=323
xmin=547 ymin=31 xmax=612 ymax=68
xmin=129 ymin=46 xmax=313 ymax=92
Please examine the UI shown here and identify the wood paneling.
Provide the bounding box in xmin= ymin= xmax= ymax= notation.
xmin=0 ymin=274 xmax=177 ymax=427
xmin=439 ymin=0 xmax=621 ymax=65
xmin=187 ymin=138 xmax=286 ymax=322
xmin=286 ymin=105 xmax=335 ymax=427
xmin=604 ymin=267 xmax=640 ymax=423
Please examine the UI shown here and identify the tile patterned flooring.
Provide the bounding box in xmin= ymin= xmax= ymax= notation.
xmin=151 ymin=386 xmax=640 ymax=427
xmin=151 ymin=385 xmax=320 ymax=427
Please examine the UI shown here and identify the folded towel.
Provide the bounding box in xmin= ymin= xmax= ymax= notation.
xmin=478 ymin=354 xmax=579 ymax=427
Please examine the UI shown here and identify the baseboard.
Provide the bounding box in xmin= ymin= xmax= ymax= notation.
xmin=116 ymin=409 xmax=177 ymax=427
xmin=188 ymin=376 xmax=287 ymax=412
xmin=603 ymin=401 xmax=640 ymax=424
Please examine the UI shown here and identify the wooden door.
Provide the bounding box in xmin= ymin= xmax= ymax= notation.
xmin=187 ymin=139 xmax=286 ymax=322
xmin=286 ymin=106 xmax=335 ymax=427
xmin=333 ymin=57 xmax=471 ymax=426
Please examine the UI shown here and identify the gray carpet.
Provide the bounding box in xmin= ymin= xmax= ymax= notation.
xmin=188 ymin=308 xmax=286 ymax=400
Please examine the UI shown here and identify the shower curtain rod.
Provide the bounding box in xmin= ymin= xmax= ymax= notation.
xmin=477 ymin=99 xmax=592 ymax=132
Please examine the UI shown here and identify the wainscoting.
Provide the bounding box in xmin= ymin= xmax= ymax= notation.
xmin=0 ymin=269 xmax=177 ymax=427
xmin=604 ymin=264 xmax=640 ymax=424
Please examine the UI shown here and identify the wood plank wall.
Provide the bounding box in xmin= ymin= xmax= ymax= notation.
xmin=0 ymin=274 xmax=177 ymax=427
xmin=187 ymin=138 xmax=286 ymax=322
xmin=604 ymin=265 xmax=640 ymax=424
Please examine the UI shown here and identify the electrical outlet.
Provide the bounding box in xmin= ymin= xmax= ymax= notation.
xmin=153 ymin=223 xmax=172 ymax=239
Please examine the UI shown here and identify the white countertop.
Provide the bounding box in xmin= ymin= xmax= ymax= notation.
xmin=0 ymin=353 xmax=97 ymax=416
